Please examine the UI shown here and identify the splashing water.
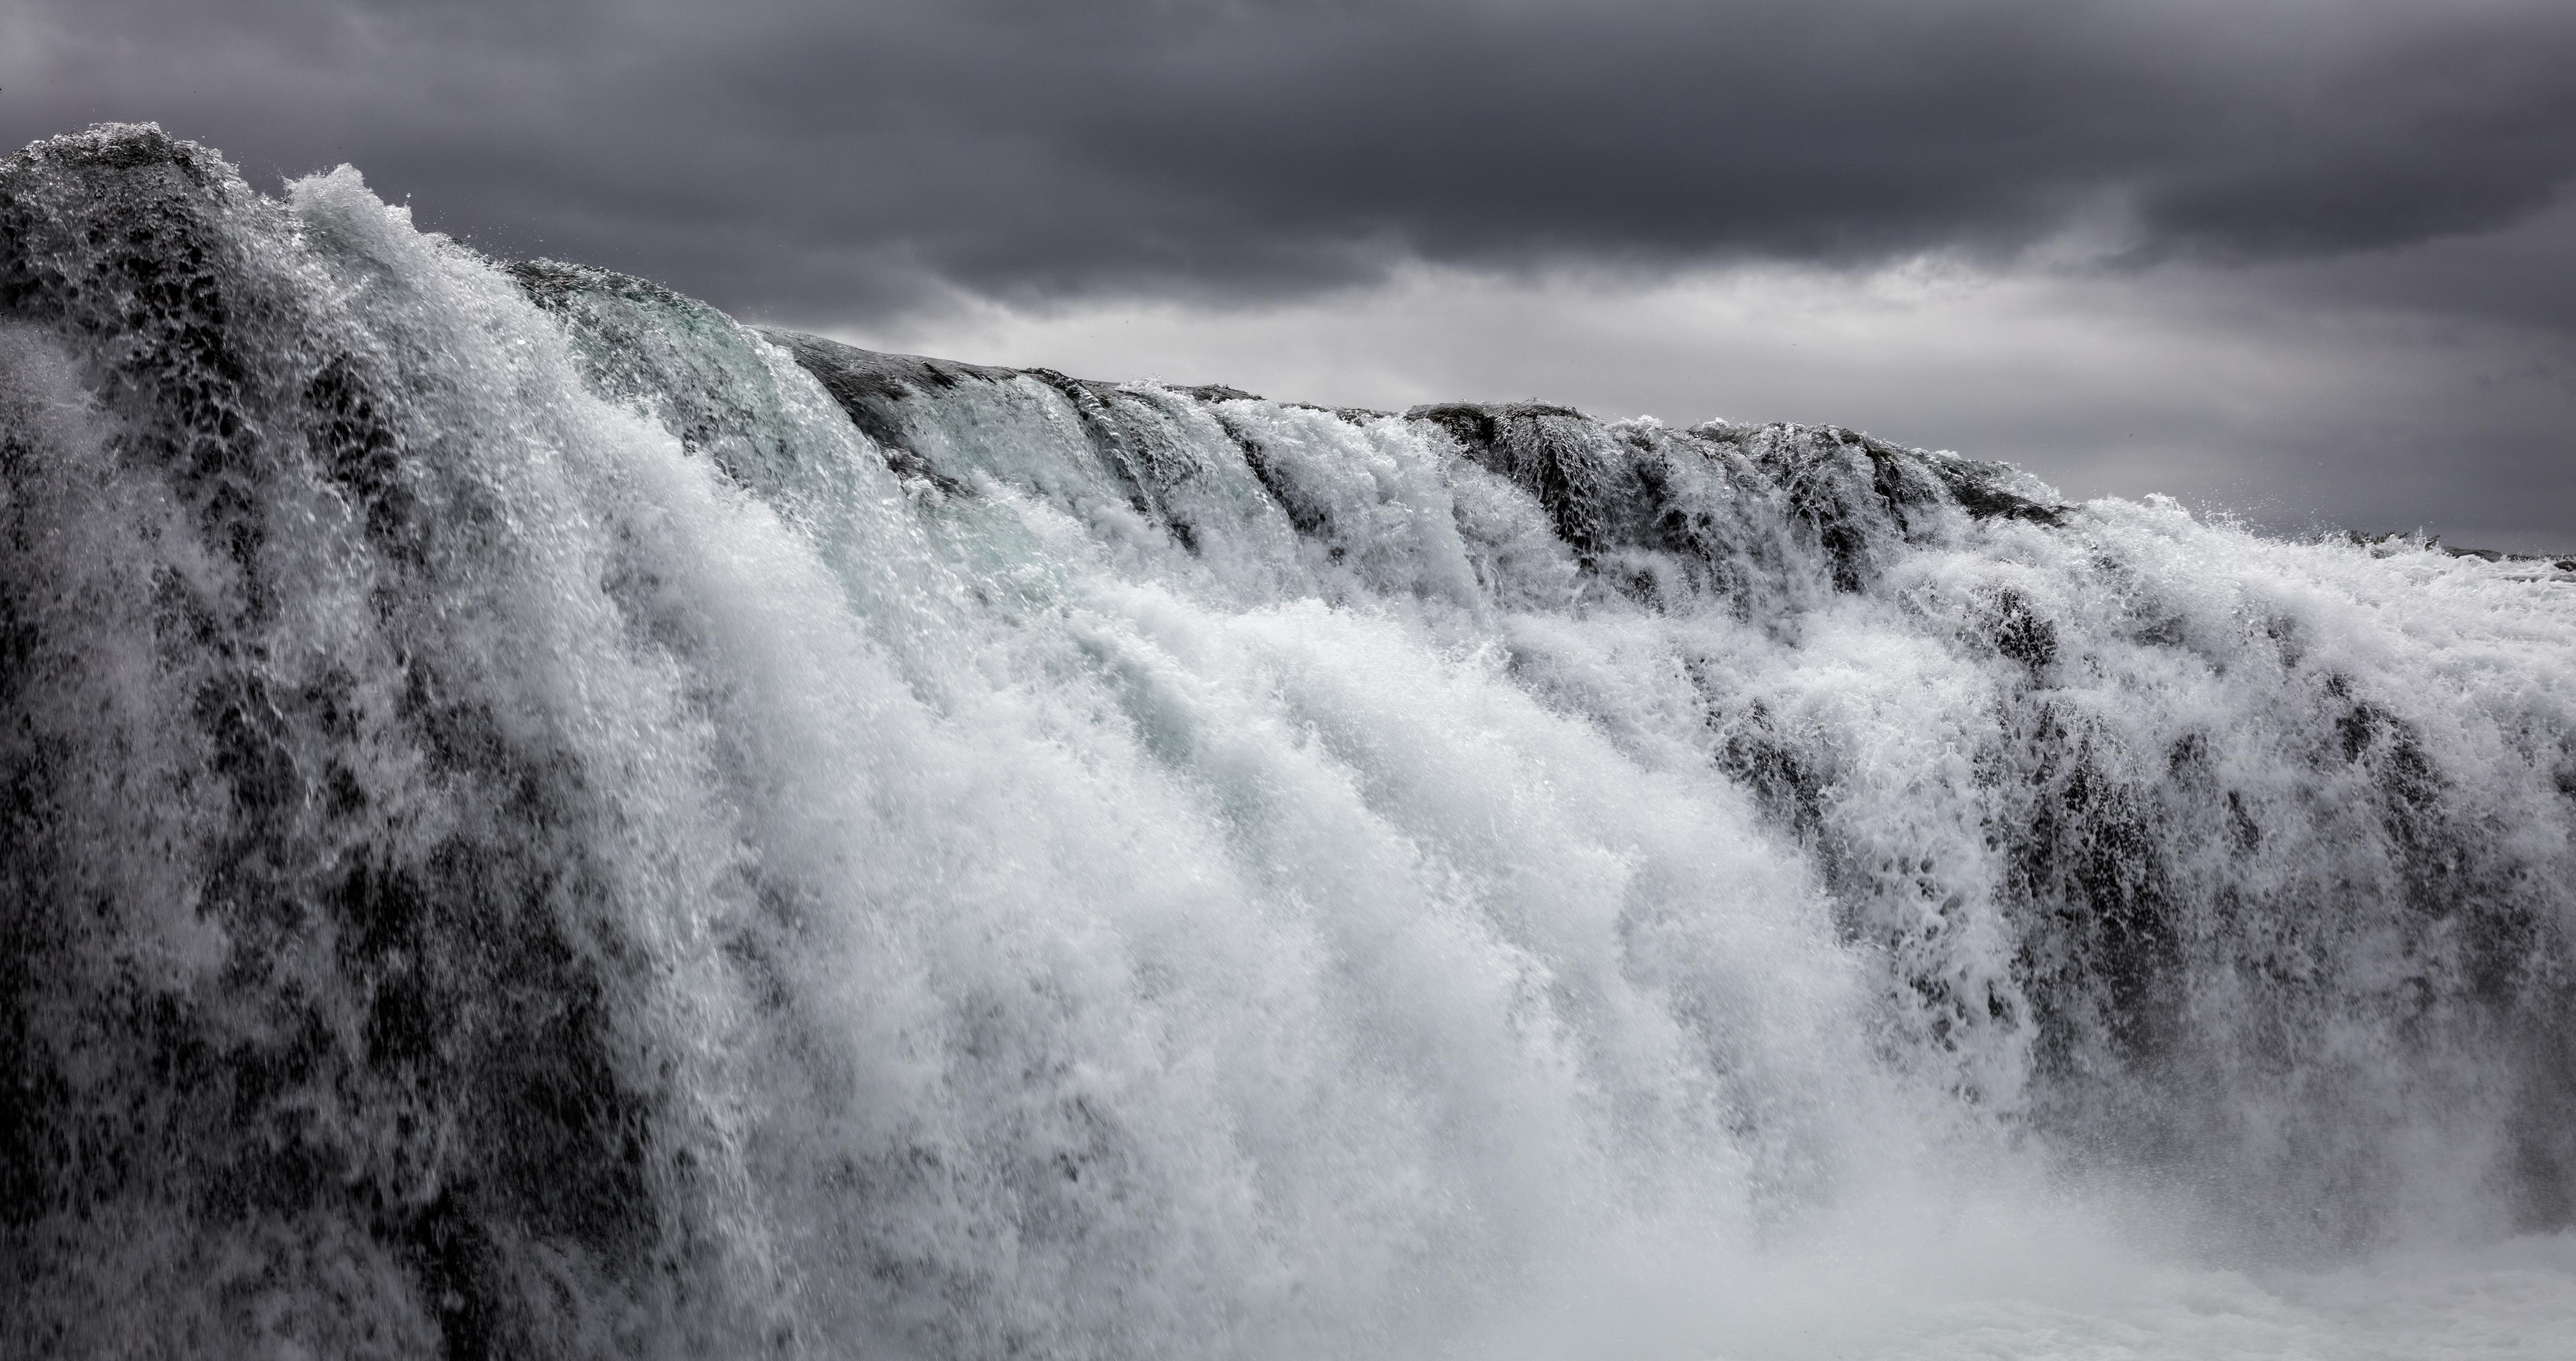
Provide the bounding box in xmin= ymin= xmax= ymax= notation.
xmin=4 ymin=124 xmax=2573 ymax=1359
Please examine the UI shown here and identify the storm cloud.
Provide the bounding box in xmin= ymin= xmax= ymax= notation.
xmin=13 ymin=0 xmax=2576 ymax=308
xmin=5 ymin=0 xmax=2574 ymax=545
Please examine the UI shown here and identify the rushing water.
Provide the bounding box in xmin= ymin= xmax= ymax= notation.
xmin=4 ymin=123 xmax=2574 ymax=1359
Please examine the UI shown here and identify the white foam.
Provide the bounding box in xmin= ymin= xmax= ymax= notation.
xmin=6 ymin=134 xmax=2571 ymax=1357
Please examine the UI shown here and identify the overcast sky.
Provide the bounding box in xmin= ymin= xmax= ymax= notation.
xmin=6 ymin=0 xmax=2573 ymax=549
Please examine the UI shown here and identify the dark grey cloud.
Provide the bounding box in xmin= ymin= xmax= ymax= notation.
xmin=9 ymin=0 xmax=2576 ymax=320
xmin=6 ymin=0 xmax=2573 ymax=549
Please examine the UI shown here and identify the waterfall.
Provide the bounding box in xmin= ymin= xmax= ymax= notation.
xmin=6 ymin=123 xmax=2573 ymax=1360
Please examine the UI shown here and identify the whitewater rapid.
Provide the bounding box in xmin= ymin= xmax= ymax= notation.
xmin=3 ymin=124 xmax=2573 ymax=1359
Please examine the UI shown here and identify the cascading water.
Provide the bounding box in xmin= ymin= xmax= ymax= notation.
xmin=4 ymin=123 xmax=2573 ymax=1359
